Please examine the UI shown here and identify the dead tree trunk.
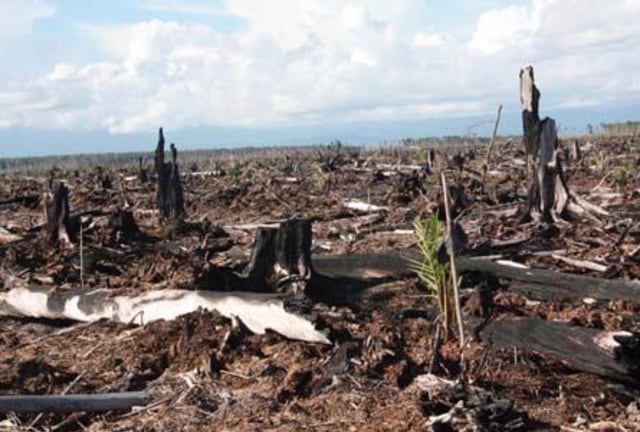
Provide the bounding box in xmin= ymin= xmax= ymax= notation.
xmin=244 ymin=219 xmax=313 ymax=294
xmin=43 ymin=182 xmax=73 ymax=249
xmin=154 ymin=128 xmax=185 ymax=223
xmin=517 ymin=66 xmax=608 ymax=223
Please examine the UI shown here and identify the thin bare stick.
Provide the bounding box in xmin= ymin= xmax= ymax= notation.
xmin=80 ymin=221 xmax=84 ymax=290
xmin=480 ymin=105 xmax=503 ymax=225
xmin=440 ymin=172 xmax=465 ymax=350
xmin=18 ymin=320 xmax=99 ymax=348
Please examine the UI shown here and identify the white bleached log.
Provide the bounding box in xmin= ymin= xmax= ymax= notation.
xmin=343 ymin=200 xmax=388 ymax=213
xmin=0 ymin=284 xmax=330 ymax=345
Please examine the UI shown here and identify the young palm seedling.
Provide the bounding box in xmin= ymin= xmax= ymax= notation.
xmin=408 ymin=213 xmax=457 ymax=340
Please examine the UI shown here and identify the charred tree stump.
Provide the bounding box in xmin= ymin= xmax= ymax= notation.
xmin=570 ymin=139 xmax=582 ymax=161
xmin=154 ymin=128 xmax=185 ymax=223
xmin=426 ymin=149 xmax=436 ymax=174
xmin=109 ymin=209 xmax=145 ymax=243
xmin=43 ymin=182 xmax=73 ymax=249
xmin=244 ymin=219 xmax=313 ymax=294
xmin=517 ymin=66 xmax=608 ymax=223
xmin=138 ymin=157 xmax=149 ymax=183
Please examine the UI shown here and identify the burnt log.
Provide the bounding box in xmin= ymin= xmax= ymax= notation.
xmin=312 ymin=251 xmax=640 ymax=305
xmin=154 ymin=128 xmax=185 ymax=222
xmin=0 ymin=195 xmax=40 ymax=209
xmin=479 ymin=317 xmax=640 ymax=383
xmin=244 ymin=219 xmax=313 ymax=294
xmin=456 ymin=257 xmax=640 ymax=303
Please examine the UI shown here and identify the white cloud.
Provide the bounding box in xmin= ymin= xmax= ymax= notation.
xmin=469 ymin=5 xmax=531 ymax=54
xmin=412 ymin=32 xmax=449 ymax=48
xmin=139 ymin=1 xmax=228 ymax=17
xmin=0 ymin=0 xmax=55 ymax=39
xmin=0 ymin=0 xmax=639 ymax=134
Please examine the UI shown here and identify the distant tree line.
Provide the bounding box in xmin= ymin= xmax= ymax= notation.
xmin=599 ymin=121 xmax=640 ymax=136
xmin=0 ymin=143 xmax=363 ymax=173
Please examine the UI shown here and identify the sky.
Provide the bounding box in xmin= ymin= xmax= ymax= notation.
xmin=0 ymin=0 xmax=639 ymax=157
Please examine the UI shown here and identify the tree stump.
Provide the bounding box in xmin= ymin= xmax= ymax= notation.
xmin=517 ymin=66 xmax=608 ymax=224
xmin=43 ymin=182 xmax=73 ymax=249
xmin=244 ymin=219 xmax=313 ymax=294
xmin=426 ymin=149 xmax=436 ymax=174
xmin=138 ymin=157 xmax=149 ymax=183
xmin=570 ymin=139 xmax=582 ymax=161
xmin=109 ymin=208 xmax=144 ymax=243
xmin=154 ymin=128 xmax=185 ymax=223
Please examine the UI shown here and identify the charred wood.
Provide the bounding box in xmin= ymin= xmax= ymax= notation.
xmin=43 ymin=182 xmax=74 ymax=249
xmin=244 ymin=218 xmax=312 ymax=294
xmin=154 ymin=128 xmax=185 ymax=222
xmin=478 ymin=317 xmax=640 ymax=383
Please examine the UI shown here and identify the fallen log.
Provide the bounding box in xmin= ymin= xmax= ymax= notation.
xmin=478 ymin=317 xmax=640 ymax=383
xmin=0 ymin=195 xmax=40 ymax=209
xmin=314 ymin=251 xmax=640 ymax=304
xmin=0 ymin=279 xmax=330 ymax=344
xmin=0 ymin=392 xmax=148 ymax=414
xmin=456 ymin=257 xmax=640 ymax=303
xmin=313 ymin=252 xmax=410 ymax=279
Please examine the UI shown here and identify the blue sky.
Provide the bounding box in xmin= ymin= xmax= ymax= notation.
xmin=0 ymin=0 xmax=639 ymax=157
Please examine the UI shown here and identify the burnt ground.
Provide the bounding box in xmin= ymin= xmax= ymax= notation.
xmin=0 ymin=136 xmax=640 ymax=430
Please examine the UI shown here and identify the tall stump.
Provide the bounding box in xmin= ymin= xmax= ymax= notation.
xmin=154 ymin=128 xmax=185 ymax=224
xmin=43 ymin=181 xmax=74 ymax=249
xmin=517 ymin=66 xmax=607 ymax=224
